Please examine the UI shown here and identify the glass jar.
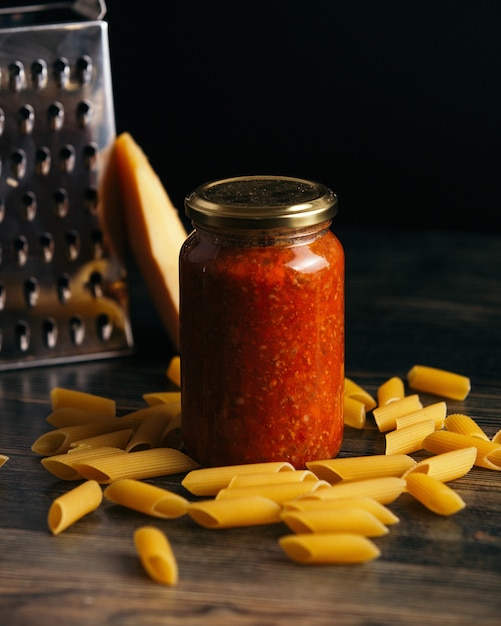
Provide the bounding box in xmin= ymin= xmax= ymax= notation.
xmin=179 ymin=175 xmax=344 ymax=469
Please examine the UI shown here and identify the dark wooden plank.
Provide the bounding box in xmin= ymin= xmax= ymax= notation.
xmin=1 ymin=228 xmax=500 ymax=626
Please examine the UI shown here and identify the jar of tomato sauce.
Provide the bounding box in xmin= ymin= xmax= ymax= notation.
xmin=179 ymin=175 xmax=344 ymax=469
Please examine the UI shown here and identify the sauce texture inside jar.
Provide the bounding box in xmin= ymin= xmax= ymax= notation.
xmin=180 ymin=223 xmax=344 ymax=469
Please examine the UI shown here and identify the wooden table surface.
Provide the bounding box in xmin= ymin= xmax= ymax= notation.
xmin=1 ymin=227 xmax=500 ymax=626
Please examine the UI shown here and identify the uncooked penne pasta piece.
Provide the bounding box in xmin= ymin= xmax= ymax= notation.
xmin=188 ymin=496 xmax=282 ymax=528
xmin=165 ymin=355 xmax=181 ymax=387
xmin=125 ymin=412 xmax=174 ymax=452
xmin=181 ymin=461 xmax=295 ymax=496
xmin=407 ymin=364 xmax=471 ymax=401
xmin=48 ymin=479 xmax=103 ymax=535
xmin=384 ymin=420 xmax=435 ymax=455
xmin=492 ymin=430 xmax=501 ymax=444
xmin=279 ymin=533 xmax=381 ymax=564
xmin=31 ymin=417 xmax=134 ymax=456
xmin=216 ymin=480 xmax=330 ymax=505
xmin=405 ymin=473 xmax=466 ymax=515
xmin=401 ymin=447 xmax=477 ymax=483
xmin=0 ymin=454 xmax=9 ymax=468
xmin=41 ymin=447 xmax=126 ymax=480
xmin=75 ymin=448 xmax=199 ymax=484
xmin=377 ymin=376 xmax=405 ymax=406
xmin=344 ymin=378 xmax=377 ymax=410
xmin=343 ymin=395 xmax=366 ymax=430
xmin=159 ymin=412 xmax=183 ymax=450
xmin=50 ymin=387 xmax=116 ymax=414
xmin=296 ymin=477 xmax=406 ymax=505
xmin=134 ymin=526 xmax=178 ymax=585
xmin=282 ymin=496 xmax=400 ymax=525
xmin=444 ymin=414 xmax=490 ymax=441
xmin=103 ymin=479 xmax=189 ymax=518
xmin=373 ymin=395 xmax=423 ymax=432
xmin=423 ymin=431 xmax=501 ymax=471
xmin=227 ymin=470 xmax=318 ymax=489
xmin=395 ymin=402 xmax=447 ymax=430
xmin=142 ymin=392 xmax=182 ymax=407
xmin=281 ymin=508 xmax=389 ymax=537
xmin=69 ymin=429 xmax=133 ymax=451
xmin=46 ymin=407 xmax=116 ymax=428
xmin=307 ymin=454 xmax=416 ymax=483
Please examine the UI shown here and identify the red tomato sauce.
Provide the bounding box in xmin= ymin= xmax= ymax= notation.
xmin=180 ymin=225 xmax=344 ymax=469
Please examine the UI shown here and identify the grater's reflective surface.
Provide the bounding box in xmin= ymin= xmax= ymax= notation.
xmin=0 ymin=6 xmax=134 ymax=370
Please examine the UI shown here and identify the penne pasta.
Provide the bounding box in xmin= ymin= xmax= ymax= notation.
xmin=295 ymin=476 xmax=406 ymax=505
xmin=401 ymin=447 xmax=477 ymax=483
xmin=405 ymin=473 xmax=466 ymax=515
xmin=215 ymin=480 xmax=330 ymax=505
xmin=103 ymin=479 xmax=189 ymax=518
xmin=281 ymin=508 xmax=389 ymax=537
xmin=343 ymin=395 xmax=366 ymax=430
xmin=227 ymin=470 xmax=318 ymax=489
xmin=0 ymin=453 xmax=9 ymax=468
xmin=279 ymin=532 xmax=381 ymax=564
xmin=141 ymin=392 xmax=182 ymax=407
xmin=407 ymin=364 xmax=471 ymax=401
xmin=188 ymin=496 xmax=282 ymax=529
xmin=159 ymin=412 xmax=183 ymax=450
xmin=444 ymin=413 xmax=490 ymax=441
xmin=181 ymin=461 xmax=295 ymax=496
xmin=492 ymin=430 xmax=501 ymax=444
xmin=134 ymin=526 xmax=178 ymax=585
xmin=282 ymin=496 xmax=400 ymax=525
xmin=46 ymin=407 xmax=116 ymax=428
xmin=48 ymin=479 xmax=103 ymax=535
xmin=75 ymin=447 xmax=199 ymax=484
xmin=69 ymin=429 xmax=133 ymax=451
xmin=307 ymin=454 xmax=416 ymax=483
xmin=41 ymin=447 xmax=126 ymax=480
xmin=165 ymin=356 xmax=181 ymax=387
xmin=344 ymin=378 xmax=377 ymax=410
xmin=384 ymin=420 xmax=435 ymax=455
xmin=395 ymin=402 xmax=447 ymax=430
xmin=373 ymin=395 xmax=423 ymax=432
xmin=423 ymin=430 xmax=501 ymax=471
xmin=31 ymin=417 xmax=134 ymax=456
xmin=50 ymin=387 xmax=116 ymax=415
xmin=125 ymin=412 xmax=175 ymax=452
xmin=377 ymin=377 xmax=405 ymax=406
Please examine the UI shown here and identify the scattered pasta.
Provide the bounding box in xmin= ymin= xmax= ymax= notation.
xmin=423 ymin=430 xmax=501 ymax=471
xmin=394 ymin=401 xmax=447 ymax=430
xmin=48 ymin=479 xmax=103 ymax=535
xmin=401 ymin=447 xmax=477 ymax=483
xmin=407 ymin=365 xmax=471 ymax=401
xmin=377 ymin=377 xmax=405 ymax=406
xmin=215 ymin=479 xmax=330 ymax=505
xmin=281 ymin=508 xmax=389 ymax=537
xmin=227 ymin=470 xmax=318 ymax=489
xmin=165 ymin=356 xmax=181 ymax=387
xmin=373 ymin=395 xmax=423 ymax=432
xmin=282 ymin=496 xmax=400 ymax=525
xmin=344 ymin=378 xmax=377 ymax=410
xmin=384 ymin=419 xmax=436 ymax=455
xmin=279 ymin=533 xmax=381 ymax=564
xmin=306 ymin=454 xmax=416 ymax=483
xmin=405 ymin=473 xmax=466 ymax=516
xmin=296 ymin=477 xmax=406 ymax=505
xmin=181 ymin=462 xmax=295 ymax=496
xmin=0 ymin=453 xmax=9 ymax=468
xmin=343 ymin=395 xmax=366 ymax=430
xmin=41 ymin=447 xmax=126 ymax=481
xmin=104 ymin=479 xmax=189 ymax=518
xmin=134 ymin=526 xmax=178 ymax=585
xmin=444 ymin=414 xmax=490 ymax=441
xmin=188 ymin=496 xmax=281 ymax=528
xmin=50 ymin=387 xmax=116 ymax=414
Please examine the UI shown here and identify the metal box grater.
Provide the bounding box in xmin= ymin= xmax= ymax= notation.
xmin=0 ymin=1 xmax=134 ymax=370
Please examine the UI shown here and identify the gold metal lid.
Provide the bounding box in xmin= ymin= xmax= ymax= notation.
xmin=184 ymin=175 xmax=338 ymax=229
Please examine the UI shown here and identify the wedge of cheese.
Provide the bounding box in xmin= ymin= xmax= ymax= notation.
xmin=114 ymin=132 xmax=187 ymax=349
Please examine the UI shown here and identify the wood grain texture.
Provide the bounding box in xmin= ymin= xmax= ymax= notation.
xmin=1 ymin=228 xmax=500 ymax=626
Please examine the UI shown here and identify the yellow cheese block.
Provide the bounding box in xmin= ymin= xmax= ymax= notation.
xmin=114 ymin=133 xmax=187 ymax=349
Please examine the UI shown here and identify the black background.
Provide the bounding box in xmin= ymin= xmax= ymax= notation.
xmin=106 ymin=1 xmax=501 ymax=233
